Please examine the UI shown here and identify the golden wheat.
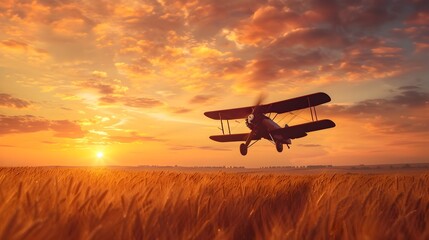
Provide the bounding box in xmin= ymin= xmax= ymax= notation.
xmin=0 ymin=168 xmax=428 ymax=239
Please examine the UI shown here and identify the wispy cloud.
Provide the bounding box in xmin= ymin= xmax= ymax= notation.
xmin=108 ymin=132 xmax=163 ymax=143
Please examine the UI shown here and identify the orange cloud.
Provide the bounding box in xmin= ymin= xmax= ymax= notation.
xmin=0 ymin=94 xmax=31 ymax=108
xmin=123 ymin=97 xmax=163 ymax=108
xmin=406 ymin=11 xmax=429 ymax=25
xmin=189 ymin=95 xmax=216 ymax=104
xmin=0 ymin=39 xmax=50 ymax=63
xmin=228 ymin=5 xmax=302 ymax=45
xmin=98 ymin=96 xmax=163 ymax=108
xmin=108 ymin=132 xmax=162 ymax=143
xmin=0 ymin=39 xmax=28 ymax=50
xmin=272 ymin=28 xmax=349 ymax=48
xmin=414 ymin=42 xmax=429 ymax=52
xmin=80 ymin=78 xmax=128 ymax=95
xmin=0 ymin=115 xmax=86 ymax=138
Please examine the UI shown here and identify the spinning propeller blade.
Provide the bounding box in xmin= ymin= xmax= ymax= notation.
xmin=251 ymin=92 xmax=266 ymax=115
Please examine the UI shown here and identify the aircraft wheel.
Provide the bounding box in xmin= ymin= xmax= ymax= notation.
xmin=276 ymin=142 xmax=283 ymax=153
xmin=240 ymin=143 xmax=248 ymax=156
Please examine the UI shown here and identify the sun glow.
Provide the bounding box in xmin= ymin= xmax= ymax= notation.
xmin=96 ymin=151 xmax=104 ymax=159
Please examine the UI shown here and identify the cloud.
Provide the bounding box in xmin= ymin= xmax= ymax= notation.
xmin=298 ymin=144 xmax=322 ymax=148
xmin=189 ymin=95 xmax=215 ymax=104
xmin=406 ymin=11 xmax=429 ymax=26
xmin=0 ymin=39 xmax=28 ymax=50
xmin=225 ymin=0 xmax=405 ymax=47
xmin=225 ymin=3 xmax=306 ymax=46
xmin=108 ymin=132 xmax=162 ymax=143
xmin=78 ymin=74 xmax=163 ymax=108
xmin=182 ymin=0 xmax=260 ymax=39
xmin=98 ymin=96 xmax=163 ymax=108
xmin=237 ymin=50 xmax=327 ymax=87
xmin=169 ymin=144 xmax=231 ymax=151
xmin=79 ymin=77 xmax=128 ymax=95
xmin=0 ymin=39 xmax=50 ymax=63
xmin=326 ymin=86 xmax=429 ymax=115
xmin=169 ymin=107 xmax=192 ymax=114
xmin=320 ymin=37 xmax=410 ymax=82
xmin=0 ymin=115 xmax=86 ymax=138
xmin=414 ymin=42 xmax=429 ymax=52
xmin=0 ymin=144 xmax=16 ymax=148
xmin=272 ymin=28 xmax=349 ymax=49
xmin=123 ymin=97 xmax=163 ymax=108
xmin=0 ymin=93 xmax=31 ymax=108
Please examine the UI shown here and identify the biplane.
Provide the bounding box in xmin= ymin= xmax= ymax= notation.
xmin=204 ymin=92 xmax=336 ymax=156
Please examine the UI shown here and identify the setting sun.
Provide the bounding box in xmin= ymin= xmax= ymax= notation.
xmin=96 ymin=152 xmax=104 ymax=159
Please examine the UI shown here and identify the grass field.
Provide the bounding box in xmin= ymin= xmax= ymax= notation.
xmin=1 ymin=167 xmax=428 ymax=239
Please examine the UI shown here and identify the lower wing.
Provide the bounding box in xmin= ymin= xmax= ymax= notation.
xmin=209 ymin=133 xmax=261 ymax=142
xmin=272 ymin=119 xmax=336 ymax=139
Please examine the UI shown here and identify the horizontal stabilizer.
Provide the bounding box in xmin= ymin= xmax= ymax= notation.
xmin=272 ymin=119 xmax=335 ymax=139
xmin=209 ymin=133 xmax=261 ymax=142
xmin=204 ymin=92 xmax=331 ymax=120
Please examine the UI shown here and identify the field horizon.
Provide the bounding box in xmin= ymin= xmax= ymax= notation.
xmin=2 ymin=162 xmax=429 ymax=171
xmin=1 ymin=167 xmax=428 ymax=239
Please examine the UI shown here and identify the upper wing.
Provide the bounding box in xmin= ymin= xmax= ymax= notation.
xmin=259 ymin=92 xmax=331 ymax=115
xmin=271 ymin=119 xmax=336 ymax=139
xmin=204 ymin=92 xmax=331 ymax=120
xmin=209 ymin=133 xmax=261 ymax=142
xmin=204 ymin=106 xmax=253 ymax=120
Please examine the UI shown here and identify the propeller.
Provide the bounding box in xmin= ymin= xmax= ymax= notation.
xmin=247 ymin=92 xmax=267 ymax=124
xmin=245 ymin=93 xmax=267 ymax=147
xmin=254 ymin=92 xmax=266 ymax=108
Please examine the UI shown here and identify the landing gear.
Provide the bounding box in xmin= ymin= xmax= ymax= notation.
xmin=276 ymin=142 xmax=283 ymax=152
xmin=240 ymin=143 xmax=248 ymax=156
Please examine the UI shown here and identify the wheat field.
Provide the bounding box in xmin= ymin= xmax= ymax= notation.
xmin=0 ymin=167 xmax=428 ymax=240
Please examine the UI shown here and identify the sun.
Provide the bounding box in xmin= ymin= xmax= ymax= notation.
xmin=96 ymin=151 xmax=104 ymax=159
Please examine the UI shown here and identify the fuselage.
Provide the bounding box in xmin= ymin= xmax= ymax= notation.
xmin=247 ymin=115 xmax=292 ymax=144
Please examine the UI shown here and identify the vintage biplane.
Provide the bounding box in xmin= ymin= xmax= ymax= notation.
xmin=204 ymin=92 xmax=335 ymax=156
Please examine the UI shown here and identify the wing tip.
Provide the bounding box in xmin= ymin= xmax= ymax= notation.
xmin=322 ymin=119 xmax=336 ymax=128
xmin=317 ymin=92 xmax=332 ymax=103
xmin=204 ymin=111 xmax=217 ymax=120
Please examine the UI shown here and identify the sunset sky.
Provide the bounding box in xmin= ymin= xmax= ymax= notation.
xmin=1 ymin=0 xmax=428 ymax=167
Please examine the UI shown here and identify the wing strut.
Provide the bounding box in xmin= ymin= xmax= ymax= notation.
xmin=219 ymin=113 xmax=225 ymax=135
xmin=314 ymin=106 xmax=318 ymax=121
xmin=307 ymin=97 xmax=314 ymax=121
xmin=307 ymin=96 xmax=319 ymax=122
